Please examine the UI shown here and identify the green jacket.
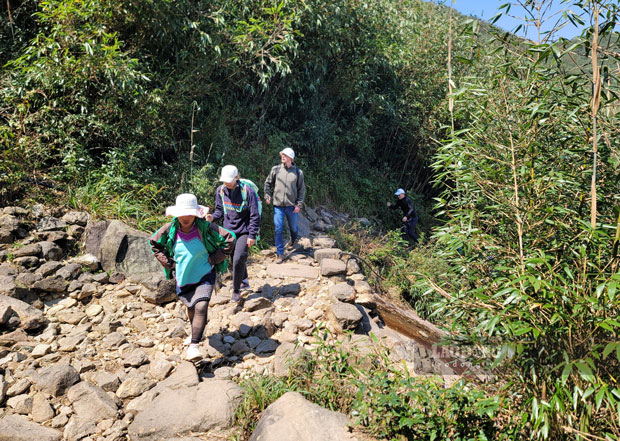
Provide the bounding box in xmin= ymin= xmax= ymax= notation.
xmin=149 ymin=217 xmax=236 ymax=280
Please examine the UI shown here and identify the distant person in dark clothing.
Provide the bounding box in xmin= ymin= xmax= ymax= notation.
xmin=387 ymin=188 xmax=418 ymax=242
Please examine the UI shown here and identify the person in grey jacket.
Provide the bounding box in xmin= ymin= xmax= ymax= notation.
xmin=264 ymin=147 xmax=306 ymax=263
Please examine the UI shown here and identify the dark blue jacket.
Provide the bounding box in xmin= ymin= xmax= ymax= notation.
xmin=212 ymin=182 xmax=260 ymax=239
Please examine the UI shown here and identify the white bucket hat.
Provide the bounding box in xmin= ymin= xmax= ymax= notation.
xmin=219 ymin=165 xmax=239 ymax=183
xmin=394 ymin=188 xmax=405 ymax=196
xmin=279 ymin=147 xmax=295 ymax=160
xmin=165 ymin=194 xmax=208 ymax=218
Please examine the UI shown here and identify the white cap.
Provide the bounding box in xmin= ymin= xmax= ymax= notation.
xmin=165 ymin=194 xmax=208 ymax=218
xmin=394 ymin=188 xmax=405 ymax=196
xmin=279 ymin=147 xmax=295 ymax=160
xmin=219 ymin=165 xmax=239 ymax=183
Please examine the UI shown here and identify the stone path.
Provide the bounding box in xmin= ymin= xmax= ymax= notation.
xmin=0 ymin=204 xmax=462 ymax=440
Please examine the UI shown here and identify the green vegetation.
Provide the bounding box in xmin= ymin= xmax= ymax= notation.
xmin=2 ymin=0 xmax=620 ymax=439
xmin=236 ymin=330 xmax=503 ymax=440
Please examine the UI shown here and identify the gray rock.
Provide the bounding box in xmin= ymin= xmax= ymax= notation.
xmin=13 ymin=243 xmax=42 ymax=258
xmin=0 ymin=228 xmax=14 ymax=244
xmin=13 ymin=256 xmax=39 ymax=267
xmin=314 ymin=248 xmax=342 ymax=263
xmin=346 ymin=259 xmax=361 ymax=275
xmin=320 ymin=259 xmax=347 ymax=277
xmin=353 ymin=279 xmax=372 ymax=294
xmin=39 ymin=241 xmax=63 ymax=261
xmin=37 ymin=216 xmax=67 ymax=231
xmin=32 ymin=363 xmax=80 ymax=396
xmin=103 ymin=332 xmax=128 ymax=348
xmin=69 ymin=254 xmax=100 ymax=271
xmin=244 ymin=297 xmax=273 ymax=312
xmin=83 ymin=220 xmax=110 ymax=257
xmin=36 ymin=230 xmax=68 ymax=243
xmin=297 ymin=211 xmax=311 ymax=238
xmin=33 ymin=276 xmax=69 ymax=293
xmin=330 ymin=302 xmax=363 ymax=331
xmin=0 ymin=414 xmax=62 ymax=441
xmin=0 ymin=263 xmax=16 ymax=276
xmin=148 ymin=358 xmax=173 ymax=381
xmin=329 ymin=282 xmax=355 ymax=303
xmin=141 ymin=278 xmax=176 ymax=305
xmin=0 ymin=213 xmax=21 ymax=229
xmin=0 ymin=275 xmax=22 ymax=298
xmin=0 ymin=295 xmax=46 ymax=330
xmin=272 ymin=342 xmax=303 ymax=377
xmin=313 ymin=220 xmax=332 ymax=232
xmin=36 ymin=261 xmax=64 ymax=277
xmin=0 ymin=304 xmax=13 ymax=324
xmin=99 ymin=220 xmax=160 ymax=275
xmin=117 ymin=376 xmax=156 ymax=399
xmin=278 ymin=282 xmax=301 ymax=296
xmin=156 ymin=361 xmax=199 ymax=391
xmin=32 ymin=392 xmax=56 ymax=422
xmin=56 ymin=263 xmax=82 ymax=280
xmin=7 ymin=378 xmax=31 ymax=396
xmin=7 ymin=394 xmax=33 ymax=414
xmin=249 ymin=391 xmax=354 ymax=441
xmin=62 ymin=211 xmax=90 ymax=226
xmin=68 ymin=381 xmax=119 ymax=420
xmin=56 ymin=310 xmax=86 ymax=325
xmin=128 ymin=380 xmax=243 ymax=440
xmin=256 ymin=339 xmax=279 ymax=354
xmin=312 ymin=236 xmax=336 ymax=248
xmin=123 ymin=349 xmax=149 ymax=367
xmin=63 ymin=416 xmax=97 ymax=441
xmin=93 ymin=371 xmax=121 ymax=392
xmin=92 ymin=271 xmax=109 ymax=283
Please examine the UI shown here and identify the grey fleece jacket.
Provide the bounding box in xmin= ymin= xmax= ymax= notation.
xmin=264 ymin=164 xmax=306 ymax=207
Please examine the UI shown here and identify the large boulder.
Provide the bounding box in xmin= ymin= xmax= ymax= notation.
xmin=32 ymin=363 xmax=80 ymax=397
xmin=0 ymin=295 xmax=46 ymax=330
xmin=0 ymin=414 xmax=62 ymax=441
xmin=97 ymin=220 xmax=160 ymax=275
xmin=249 ymin=392 xmax=356 ymax=441
xmin=128 ymin=380 xmax=243 ymax=440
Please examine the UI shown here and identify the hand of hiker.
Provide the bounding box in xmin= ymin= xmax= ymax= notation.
xmin=293 ymin=205 xmax=300 ymax=213
xmin=386 ymin=202 xmax=391 ymax=207
xmin=206 ymin=214 xmax=214 ymax=222
xmin=402 ymin=216 xmax=407 ymax=222
xmin=265 ymin=196 xmax=271 ymax=205
xmin=247 ymin=238 xmax=256 ymax=247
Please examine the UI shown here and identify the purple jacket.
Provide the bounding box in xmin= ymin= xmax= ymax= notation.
xmin=211 ymin=182 xmax=260 ymax=239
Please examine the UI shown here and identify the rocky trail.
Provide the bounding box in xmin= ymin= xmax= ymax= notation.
xmin=0 ymin=205 xmax=464 ymax=441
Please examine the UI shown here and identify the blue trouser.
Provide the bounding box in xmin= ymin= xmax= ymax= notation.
xmin=274 ymin=206 xmax=298 ymax=256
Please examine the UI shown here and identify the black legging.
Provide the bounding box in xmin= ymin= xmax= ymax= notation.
xmin=187 ymin=300 xmax=209 ymax=344
xmin=232 ymin=233 xmax=249 ymax=293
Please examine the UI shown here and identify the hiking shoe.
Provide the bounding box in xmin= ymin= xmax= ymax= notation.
xmin=286 ymin=239 xmax=297 ymax=250
xmin=240 ymin=278 xmax=251 ymax=290
xmin=186 ymin=344 xmax=202 ymax=361
xmin=275 ymin=255 xmax=284 ymax=264
xmin=231 ymin=291 xmax=241 ymax=303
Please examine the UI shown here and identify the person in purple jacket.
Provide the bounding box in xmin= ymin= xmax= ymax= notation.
xmin=207 ymin=165 xmax=261 ymax=302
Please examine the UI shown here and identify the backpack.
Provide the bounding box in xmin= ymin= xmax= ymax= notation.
xmin=220 ymin=179 xmax=262 ymax=241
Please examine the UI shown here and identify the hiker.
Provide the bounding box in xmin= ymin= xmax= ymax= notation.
xmin=264 ymin=147 xmax=306 ymax=263
xmin=206 ymin=165 xmax=261 ymax=303
xmin=150 ymin=193 xmax=235 ymax=361
xmin=387 ymin=188 xmax=418 ymax=242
